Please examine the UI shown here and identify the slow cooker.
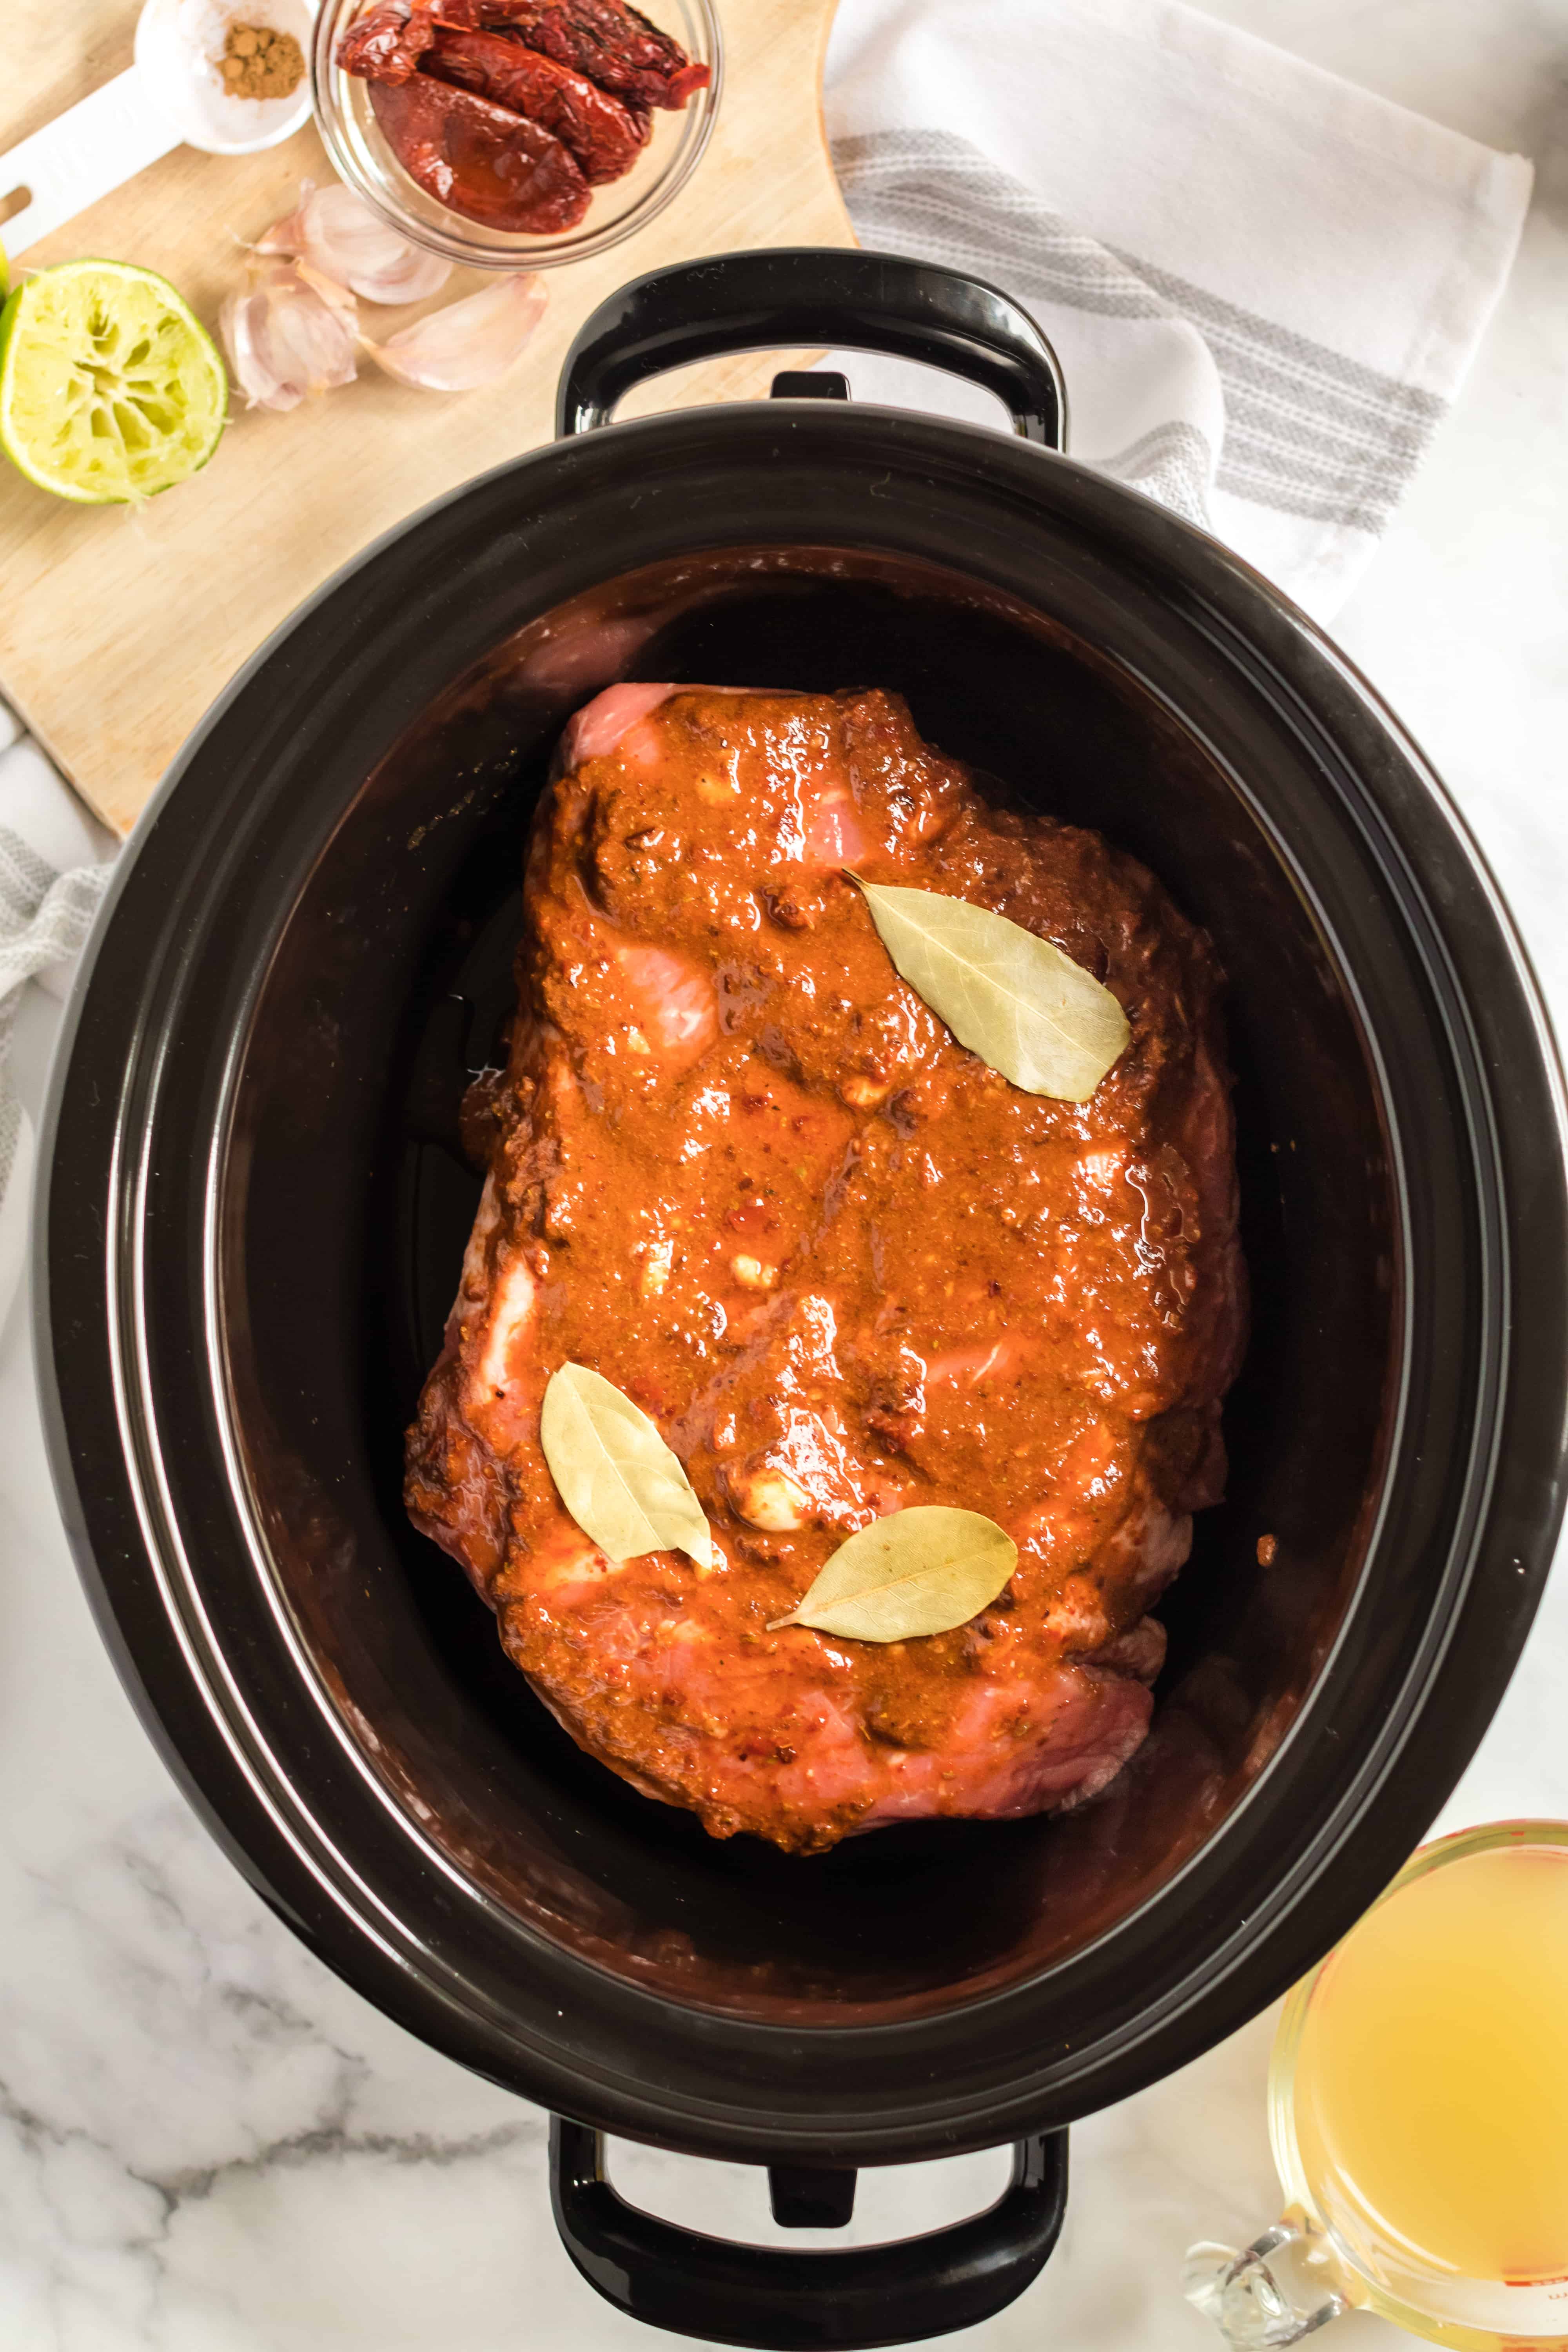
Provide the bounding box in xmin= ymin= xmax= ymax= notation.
xmin=36 ymin=249 xmax=1568 ymax=2348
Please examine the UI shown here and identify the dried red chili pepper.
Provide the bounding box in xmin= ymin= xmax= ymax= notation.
xmin=338 ymin=1 xmax=437 ymax=83
xmin=432 ymin=0 xmax=710 ymax=110
xmin=423 ymin=25 xmax=649 ymax=183
xmin=368 ymin=74 xmax=591 ymax=232
xmin=338 ymin=0 xmax=705 ymax=232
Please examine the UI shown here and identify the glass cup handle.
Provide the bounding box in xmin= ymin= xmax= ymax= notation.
xmin=1185 ymin=2215 xmax=1353 ymax=2347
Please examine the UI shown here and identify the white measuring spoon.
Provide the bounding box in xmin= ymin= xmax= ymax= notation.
xmin=0 ymin=0 xmax=314 ymax=260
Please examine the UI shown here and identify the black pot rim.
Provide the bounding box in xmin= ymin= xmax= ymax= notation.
xmin=34 ymin=398 xmax=1568 ymax=2162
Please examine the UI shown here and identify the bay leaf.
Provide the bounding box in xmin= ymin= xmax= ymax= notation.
xmin=850 ymin=877 xmax=1131 ymax=1102
xmin=769 ymin=1506 xmax=1016 ymax=1642
xmin=539 ymin=1362 xmax=712 ymax=1569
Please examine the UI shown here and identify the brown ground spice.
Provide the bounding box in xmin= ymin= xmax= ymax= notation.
xmin=220 ymin=22 xmax=305 ymax=100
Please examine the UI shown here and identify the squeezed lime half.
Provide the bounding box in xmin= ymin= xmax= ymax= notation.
xmin=0 ymin=258 xmax=227 ymax=504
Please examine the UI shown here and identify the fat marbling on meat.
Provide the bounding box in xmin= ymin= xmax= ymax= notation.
xmin=406 ymin=686 xmax=1245 ymax=1853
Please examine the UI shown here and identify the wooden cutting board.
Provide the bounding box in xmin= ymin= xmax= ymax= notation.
xmin=0 ymin=0 xmax=851 ymax=834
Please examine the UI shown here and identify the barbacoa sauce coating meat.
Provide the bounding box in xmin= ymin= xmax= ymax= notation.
xmin=407 ymin=688 xmax=1245 ymax=1854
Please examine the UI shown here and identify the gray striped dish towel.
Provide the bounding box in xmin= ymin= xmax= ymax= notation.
xmin=822 ymin=0 xmax=1532 ymax=620
xmin=0 ymin=711 xmax=114 ymax=1332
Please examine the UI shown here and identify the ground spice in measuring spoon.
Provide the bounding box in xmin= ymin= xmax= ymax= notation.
xmin=220 ymin=22 xmax=305 ymax=100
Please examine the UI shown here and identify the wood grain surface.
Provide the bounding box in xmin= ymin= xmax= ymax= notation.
xmin=0 ymin=0 xmax=851 ymax=833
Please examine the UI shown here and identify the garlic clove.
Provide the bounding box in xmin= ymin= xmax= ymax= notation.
xmin=361 ymin=273 xmax=548 ymax=392
xmin=290 ymin=258 xmax=361 ymax=335
xmin=219 ymin=259 xmax=359 ymax=414
xmin=255 ymin=180 xmax=315 ymax=261
xmin=259 ymin=180 xmax=453 ymax=305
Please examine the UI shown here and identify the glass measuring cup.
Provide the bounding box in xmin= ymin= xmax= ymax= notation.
xmin=1186 ymin=1821 xmax=1568 ymax=2349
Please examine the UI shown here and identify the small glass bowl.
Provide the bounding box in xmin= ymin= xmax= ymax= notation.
xmin=310 ymin=0 xmax=722 ymax=271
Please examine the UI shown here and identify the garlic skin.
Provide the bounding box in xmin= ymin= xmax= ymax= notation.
xmin=219 ymin=260 xmax=359 ymax=414
xmin=260 ymin=181 xmax=453 ymax=306
xmin=361 ymin=274 xmax=548 ymax=393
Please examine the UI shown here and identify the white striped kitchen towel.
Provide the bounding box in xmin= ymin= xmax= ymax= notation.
xmin=822 ymin=0 xmax=1533 ymax=620
xmin=0 ymin=714 xmax=115 ymax=1331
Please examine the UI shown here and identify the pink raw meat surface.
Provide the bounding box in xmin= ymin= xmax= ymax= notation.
xmin=407 ymin=685 xmax=1245 ymax=1852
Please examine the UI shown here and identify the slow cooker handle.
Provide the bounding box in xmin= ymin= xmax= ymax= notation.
xmin=549 ymin=2116 xmax=1069 ymax=2350
xmin=555 ymin=247 xmax=1068 ymax=447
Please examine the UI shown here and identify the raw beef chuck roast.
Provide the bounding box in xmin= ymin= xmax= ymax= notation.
xmin=406 ymin=687 xmax=1245 ymax=1853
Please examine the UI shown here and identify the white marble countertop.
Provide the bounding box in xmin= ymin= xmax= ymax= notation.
xmin=5 ymin=3 xmax=1568 ymax=2346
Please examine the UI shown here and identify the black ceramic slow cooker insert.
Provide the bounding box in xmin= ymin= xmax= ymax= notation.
xmin=36 ymin=251 xmax=1568 ymax=2349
